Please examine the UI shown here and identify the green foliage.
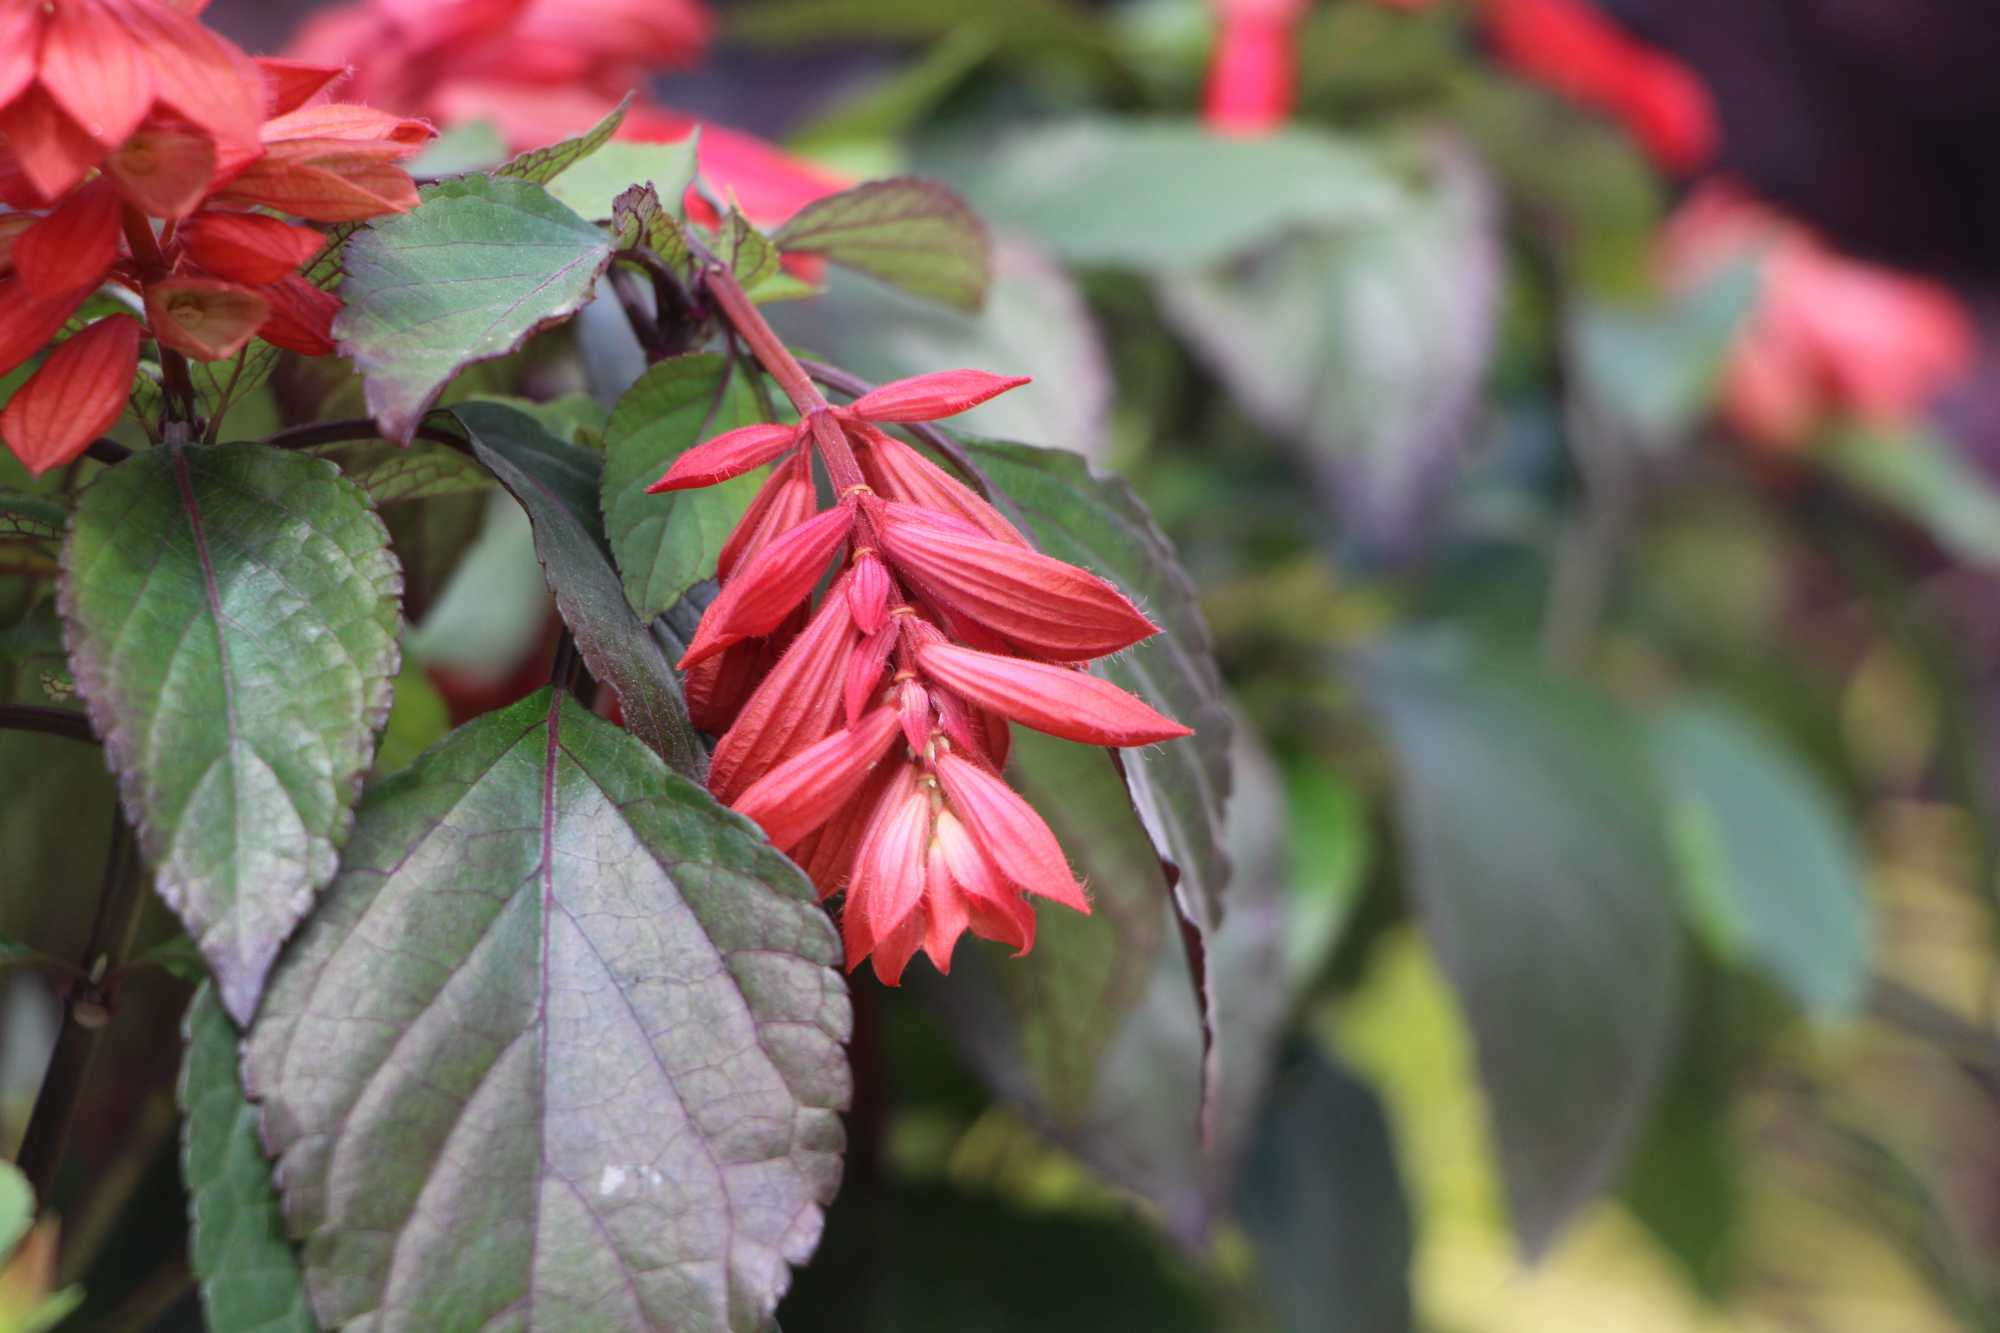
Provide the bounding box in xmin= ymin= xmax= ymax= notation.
xmin=930 ymin=118 xmax=1401 ymax=268
xmin=242 ymin=690 xmax=848 ymax=1333
xmin=60 ymin=444 xmax=400 ymax=1023
xmin=600 ymin=355 xmax=767 ymax=620
xmin=180 ymin=985 xmax=317 ymax=1333
xmin=1358 ymin=633 xmax=1680 ymax=1258
xmin=493 ymin=94 xmax=631 ymax=185
xmin=1647 ymin=700 xmax=1870 ymax=1018
xmin=335 ymin=177 xmax=613 ymax=442
xmin=545 ymin=140 xmax=699 ymax=223
xmin=774 ymin=179 xmax=990 ymax=312
xmin=452 ymin=401 xmax=705 ymax=778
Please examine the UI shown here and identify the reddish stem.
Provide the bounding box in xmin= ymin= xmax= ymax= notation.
xmin=120 ymin=205 xmax=197 ymax=428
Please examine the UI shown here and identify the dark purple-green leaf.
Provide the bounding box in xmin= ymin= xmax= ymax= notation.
xmin=451 ymin=401 xmax=705 ymax=779
xmin=243 ymin=689 xmax=849 ymax=1332
xmin=772 ymin=178 xmax=990 ymax=313
xmin=335 ymin=177 xmax=612 ymax=443
xmin=60 ymin=444 xmax=401 ymax=1023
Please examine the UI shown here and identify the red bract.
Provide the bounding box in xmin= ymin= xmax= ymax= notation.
xmin=0 ymin=0 xmax=264 ymax=201
xmin=1661 ymin=182 xmax=1976 ymax=450
xmin=0 ymin=315 xmax=140 ymax=474
xmin=656 ymin=374 xmax=1191 ymax=984
xmin=1203 ymin=0 xmax=1307 ymax=137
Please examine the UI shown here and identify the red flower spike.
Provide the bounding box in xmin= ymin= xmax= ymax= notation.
xmin=844 ymin=369 xmax=1031 ymax=424
xmin=855 ymin=427 xmax=1029 ymax=548
xmin=253 ymin=272 xmax=341 ymax=355
xmin=931 ymin=680 xmax=1006 ymax=768
xmin=256 ymin=57 xmax=347 ymax=116
xmin=145 ymin=276 xmax=270 ymax=361
xmin=1204 ymin=0 xmax=1306 ymax=136
xmin=843 ymin=622 xmax=897 ymax=730
xmin=803 ymin=760 xmax=899 ymax=900
xmin=103 ymin=117 xmax=218 ymax=217
xmin=708 ymin=586 xmax=856 ymax=803
xmin=916 ymin=642 xmax=1192 ymax=747
xmin=716 ymin=451 xmax=815 ymax=581
xmin=730 ymin=706 xmax=902 ymax=852
xmin=40 ymin=0 xmax=158 ymax=151
xmin=181 ymin=212 xmax=327 ymax=285
xmin=678 ymin=503 xmax=855 ymax=668
xmin=647 ymin=421 xmax=801 ymax=493
xmin=12 ymin=180 xmax=121 ymax=296
xmin=0 ymin=277 xmax=93 ymax=378
xmin=879 ymin=517 xmax=1160 ymax=661
xmin=847 ymin=551 xmax=891 ymax=635
xmin=934 ymin=750 xmax=1090 ymax=915
xmin=214 ymin=104 xmax=433 ymax=222
xmin=0 ymin=315 xmax=141 ymax=475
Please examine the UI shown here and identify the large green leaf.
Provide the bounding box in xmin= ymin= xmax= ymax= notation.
xmin=600 ymin=356 xmax=766 ymax=621
xmin=336 ymin=177 xmax=612 ymax=443
xmin=1646 ymin=700 xmax=1869 ymax=1018
xmin=1158 ymin=145 xmax=1498 ymax=554
xmin=180 ymin=984 xmax=317 ymax=1333
xmin=493 ymin=95 xmax=630 ymax=186
xmin=927 ymin=118 xmax=1400 ymax=268
xmin=545 ymin=140 xmax=699 ymax=224
xmin=1239 ymin=1044 xmax=1414 ymax=1333
xmin=61 ymin=444 xmax=400 ymax=1023
xmin=452 ymin=401 xmax=705 ymax=779
xmin=773 ymin=178 xmax=989 ymax=313
xmin=243 ymin=689 xmax=849 ymax=1332
xmin=1356 ymin=633 xmax=1680 ymax=1257
xmin=964 ymin=438 xmax=1232 ymax=933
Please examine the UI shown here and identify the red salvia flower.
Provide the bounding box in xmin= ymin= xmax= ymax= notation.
xmin=1203 ymin=0 xmax=1308 ymax=137
xmin=0 ymin=0 xmax=266 ymax=201
xmin=656 ymin=369 xmax=1195 ymax=983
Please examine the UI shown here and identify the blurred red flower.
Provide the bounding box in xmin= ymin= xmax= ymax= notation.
xmin=1662 ymin=183 xmax=1976 ymax=449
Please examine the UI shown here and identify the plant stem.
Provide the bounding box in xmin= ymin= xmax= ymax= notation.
xmin=0 ymin=706 xmax=96 ymax=745
xmin=608 ymin=266 xmax=669 ymax=362
xmin=119 ymin=207 xmax=197 ymax=429
xmin=258 ymin=418 xmax=470 ymax=453
xmin=84 ymin=439 xmax=133 ymax=466
xmin=796 ymin=357 xmax=1013 ymax=508
xmin=16 ymin=808 xmax=149 ymax=1201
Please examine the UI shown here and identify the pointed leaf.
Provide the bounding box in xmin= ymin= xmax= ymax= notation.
xmin=335 ymin=176 xmax=613 ymax=443
xmin=1356 ymin=633 xmax=1680 ymax=1257
xmin=180 ymin=984 xmax=317 ymax=1333
xmin=243 ymin=690 xmax=849 ymax=1332
xmin=773 ymin=178 xmax=989 ymax=313
xmin=60 ymin=444 xmax=400 ymax=1023
xmin=450 ymin=401 xmax=705 ymax=779
xmin=545 ymin=139 xmax=699 ymax=223
xmin=493 ymin=94 xmax=632 ymax=186
xmin=1646 ymin=700 xmax=1870 ymax=1018
xmin=723 ymin=209 xmax=783 ymax=294
xmin=601 ymin=355 xmax=768 ymax=619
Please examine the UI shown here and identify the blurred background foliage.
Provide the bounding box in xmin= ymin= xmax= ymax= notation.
xmin=11 ymin=0 xmax=2000 ymax=1329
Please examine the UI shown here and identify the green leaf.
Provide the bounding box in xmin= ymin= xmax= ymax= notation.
xmin=406 ymin=121 xmax=507 ymax=178
xmin=963 ymin=438 xmax=1232 ymax=933
xmin=1646 ymin=700 xmax=1869 ymax=1018
xmin=335 ymin=176 xmax=613 ymax=443
xmin=319 ymin=438 xmax=492 ymax=504
xmin=0 ymin=494 xmax=64 ymax=544
xmin=1239 ymin=1045 xmax=1414 ymax=1333
xmin=928 ymin=118 xmax=1400 ymax=268
xmin=0 ymin=1164 xmax=27 ymax=1261
xmin=788 ymin=29 xmax=993 ymax=149
xmin=451 ymin=401 xmax=705 ymax=778
xmin=243 ymin=689 xmax=849 ymax=1332
xmin=0 ymin=939 xmax=55 ymax=971
xmin=180 ymin=984 xmax=317 ymax=1333
xmin=60 ymin=444 xmax=401 ymax=1023
xmin=722 ymin=209 xmax=783 ymax=294
xmin=1820 ymin=425 xmax=2000 ymax=569
xmin=601 ymin=355 xmax=766 ymax=620
xmin=613 ymin=184 xmax=696 ymax=280
xmin=380 ymin=490 xmax=487 ymax=625
xmin=1158 ymin=145 xmax=1498 ymax=553
xmin=372 ymin=655 xmax=452 ymax=777
xmin=546 ymin=139 xmax=700 ymax=223
xmin=493 ymin=94 xmax=632 ymax=185
xmin=773 ymin=178 xmax=989 ymax=312
xmin=732 ymin=0 xmax=1110 ymax=54
xmin=1570 ymin=258 xmax=1762 ymax=447
xmin=769 ymin=240 xmax=1108 ymax=455
xmin=130 ymin=932 xmax=207 ymax=982
xmin=1356 ymin=632 xmax=1680 ymax=1258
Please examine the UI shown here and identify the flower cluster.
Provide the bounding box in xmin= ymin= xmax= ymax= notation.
xmin=290 ymin=0 xmax=843 ymax=230
xmin=0 ymin=0 xmax=434 ymax=473
xmin=1662 ymin=182 xmax=1974 ymax=449
xmin=653 ymin=370 xmax=1191 ymax=983
xmin=1205 ymin=0 xmax=1716 ymax=172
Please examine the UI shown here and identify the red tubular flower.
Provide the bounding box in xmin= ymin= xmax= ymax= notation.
xmin=659 ymin=368 xmax=1192 ymax=983
xmin=1484 ymin=0 xmax=1717 ymax=173
xmin=212 ymin=104 xmax=431 ymax=221
xmin=1203 ymin=0 xmax=1308 ymax=137
xmin=0 ymin=0 xmax=265 ymax=201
